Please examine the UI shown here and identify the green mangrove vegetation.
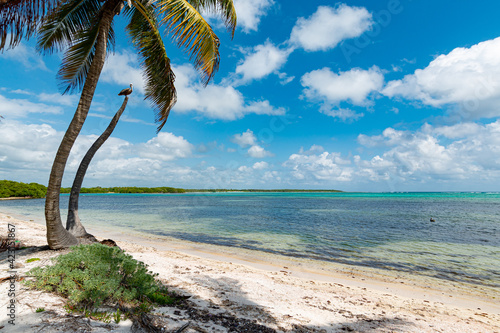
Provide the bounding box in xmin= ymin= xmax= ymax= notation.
xmin=60 ymin=186 xmax=186 ymax=194
xmin=0 ymin=180 xmax=47 ymax=199
xmin=0 ymin=180 xmax=342 ymax=199
xmin=61 ymin=187 xmax=343 ymax=193
xmin=183 ymin=189 xmax=343 ymax=193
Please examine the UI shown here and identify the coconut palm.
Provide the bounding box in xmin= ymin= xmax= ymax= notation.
xmin=34 ymin=0 xmax=236 ymax=249
xmin=66 ymin=96 xmax=129 ymax=239
xmin=0 ymin=0 xmax=57 ymax=50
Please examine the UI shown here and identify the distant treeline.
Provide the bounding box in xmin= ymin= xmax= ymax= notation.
xmin=59 ymin=188 xmax=342 ymax=194
xmin=183 ymin=189 xmax=343 ymax=193
xmin=60 ymin=186 xmax=186 ymax=194
xmin=0 ymin=180 xmax=47 ymax=199
xmin=1 ymin=180 xmax=342 ymax=198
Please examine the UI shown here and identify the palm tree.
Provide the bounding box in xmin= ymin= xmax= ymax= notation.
xmin=0 ymin=0 xmax=58 ymax=50
xmin=34 ymin=0 xmax=236 ymax=249
xmin=66 ymin=96 xmax=129 ymax=239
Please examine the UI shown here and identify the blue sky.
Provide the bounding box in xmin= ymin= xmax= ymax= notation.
xmin=2 ymin=0 xmax=500 ymax=191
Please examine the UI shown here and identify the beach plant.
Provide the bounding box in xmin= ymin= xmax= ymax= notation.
xmin=25 ymin=243 xmax=174 ymax=311
xmin=113 ymin=308 xmax=122 ymax=323
xmin=3 ymin=0 xmax=236 ymax=249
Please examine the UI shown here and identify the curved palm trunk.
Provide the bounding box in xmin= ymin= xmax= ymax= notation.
xmin=45 ymin=0 xmax=122 ymax=249
xmin=67 ymin=96 xmax=129 ymax=237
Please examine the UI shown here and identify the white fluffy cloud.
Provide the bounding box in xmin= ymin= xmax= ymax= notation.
xmin=0 ymin=94 xmax=63 ymax=118
xmin=244 ymin=100 xmax=286 ymax=115
xmin=0 ymin=44 xmax=48 ymax=71
xmin=280 ymin=121 xmax=500 ymax=189
xmin=0 ymin=121 xmax=136 ymax=179
xmin=357 ymin=130 xmax=458 ymax=180
xmin=0 ymin=120 xmax=194 ymax=185
xmin=253 ymin=161 xmax=269 ymax=170
xmin=301 ymin=66 xmax=384 ymax=120
xmin=230 ymin=129 xmax=273 ymax=158
xmin=302 ymin=66 xmax=384 ymax=105
xmin=0 ymin=122 xmax=60 ymax=171
xmin=383 ymin=37 xmax=500 ymax=119
xmin=201 ymin=0 xmax=273 ymax=33
xmin=101 ymin=51 xmax=145 ymax=94
xmin=300 ymin=145 xmax=325 ymax=155
xmin=235 ymin=41 xmax=293 ymax=84
xmin=356 ymin=122 xmax=500 ymax=182
xmin=101 ymin=53 xmax=286 ymax=120
xmin=231 ymin=129 xmax=257 ymax=147
xmin=38 ymin=93 xmax=78 ymax=106
xmin=283 ymin=149 xmax=353 ymax=182
xmin=138 ymin=132 xmax=193 ymax=161
xmin=88 ymin=157 xmax=163 ymax=182
xmin=247 ymin=145 xmax=273 ymax=158
xmin=4 ymin=117 xmax=500 ymax=191
xmin=233 ymin=0 xmax=274 ymax=33
xmin=290 ymin=5 xmax=373 ymax=51
xmin=173 ymin=65 xmax=285 ymax=120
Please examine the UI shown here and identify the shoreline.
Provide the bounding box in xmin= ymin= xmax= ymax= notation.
xmin=1 ymin=211 xmax=500 ymax=332
xmin=8 ymin=207 xmax=500 ymax=304
xmin=0 ymin=197 xmax=37 ymax=201
xmin=86 ymin=221 xmax=500 ymax=307
xmin=3 ymin=208 xmax=500 ymax=306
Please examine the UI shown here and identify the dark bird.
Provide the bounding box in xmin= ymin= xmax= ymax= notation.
xmin=430 ymin=218 xmax=435 ymax=222
xmin=118 ymin=83 xmax=133 ymax=96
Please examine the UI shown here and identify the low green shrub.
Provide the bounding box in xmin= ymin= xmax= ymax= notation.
xmin=25 ymin=243 xmax=174 ymax=311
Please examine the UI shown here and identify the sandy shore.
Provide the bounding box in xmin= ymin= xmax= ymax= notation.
xmin=0 ymin=211 xmax=499 ymax=332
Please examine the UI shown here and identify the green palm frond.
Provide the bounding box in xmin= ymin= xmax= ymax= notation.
xmin=0 ymin=0 xmax=57 ymax=50
xmin=186 ymin=0 xmax=236 ymax=38
xmin=57 ymin=17 xmax=115 ymax=94
xmin=156 ymin=0 xmax=220 ymax=84
xmin=57 ymin=23 xmax=98 ymax=94
xmin=128 ymin=0 xmax=176 ymax=132
xmin=37 ymin=0 xmax=103 ymax=53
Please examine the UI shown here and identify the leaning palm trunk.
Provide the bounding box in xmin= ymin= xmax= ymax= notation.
xmin=44 ymin=0 xmax=123 ymax=249
xmin=67 ymin=96 xmax=129 ymax=237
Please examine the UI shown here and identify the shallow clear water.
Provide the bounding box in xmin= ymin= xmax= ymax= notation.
xmin=1 ymin=192 xmax=499 ymax=288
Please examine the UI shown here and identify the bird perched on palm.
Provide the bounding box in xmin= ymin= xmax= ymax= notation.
xmin=118 ymin=83 xmax=133 ymax=96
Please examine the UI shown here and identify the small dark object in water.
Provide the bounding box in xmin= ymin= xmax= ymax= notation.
xmin=430 ymin=218 xmax=435 ymax=222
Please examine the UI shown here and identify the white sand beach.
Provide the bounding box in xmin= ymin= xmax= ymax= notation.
xmin=0 ymin=211 xmax=499 ymax=332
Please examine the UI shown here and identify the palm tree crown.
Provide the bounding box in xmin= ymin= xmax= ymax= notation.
xmin=37 ymin=0 xmax=236 ymax=130
xmin=0 ymin=0 xmax=58 ymax=50
xmin=1 ymin=0 xmax=237 ymax=249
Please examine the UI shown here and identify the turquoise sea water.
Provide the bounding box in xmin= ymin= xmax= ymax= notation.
xmin=1 ymin=192 xmax=499 ymax=289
